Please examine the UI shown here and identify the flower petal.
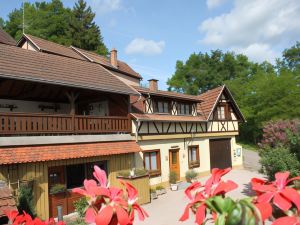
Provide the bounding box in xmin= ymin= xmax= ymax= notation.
xmin=272 ymin=216 xmax=298 ymax=225
xmin=133 ymin=204 xmax=149 ymax=221
xmin=281 ymin=188 xmax=300 ymax=211
xmin=93 ymin=165 xmax=108 ymax=187
xmin=255 ymin=202 xmax=272 ymax=221
xmin=195 ymin=203 xmax=206 ymax=225
xmin=179 ymin=203 xmax=193 ymax=222
xmin=213 ymin=180 xmax=238 ymax=196
xmin=275 ymin=172 xmax=290 ymax=190
xmin=185 ymin=182 xmax=201 ymax=200
xmin=257 ymin=192 xmax=275 ymax=203
xmin=95 ymin=205 xmax=114 ymax=225
xmin=273 ymin=193 xmax=292 ymax=211
xmin=85 ymin=207 xmax=97 ymax=223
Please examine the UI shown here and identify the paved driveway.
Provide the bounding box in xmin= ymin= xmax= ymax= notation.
xmin=136 ymin=169 xmax=265 ymax=225
xmin=243 ymin=149 xmax=261 ymax=172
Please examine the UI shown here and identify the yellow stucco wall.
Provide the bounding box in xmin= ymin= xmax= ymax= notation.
xmin=135 ymin=135 xmax=243 ymax=186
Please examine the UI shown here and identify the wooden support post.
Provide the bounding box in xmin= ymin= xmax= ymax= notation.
xmin=65 ymin=91 xmax=79 ymax=115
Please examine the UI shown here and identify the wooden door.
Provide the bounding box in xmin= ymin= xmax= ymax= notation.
xmin=169 ymin=149 xmax=180 ymax=181
xmin=209 ymin=139 xmax=232 ymax=170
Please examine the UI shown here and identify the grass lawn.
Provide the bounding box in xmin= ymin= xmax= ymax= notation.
xmin=237 ymin=142 xmax=259 ymax=152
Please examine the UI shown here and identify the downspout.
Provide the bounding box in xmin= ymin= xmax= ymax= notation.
xmin=135 ymin=119 xmax=140 ymax=142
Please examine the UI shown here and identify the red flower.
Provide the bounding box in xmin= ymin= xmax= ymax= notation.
xmin=121 ymin=181 xmax=149 ymax=223
xmin=179 ymin=168 xmax=237 ymax=225
xmin=252 ymin=172 xmax=300 ymax=212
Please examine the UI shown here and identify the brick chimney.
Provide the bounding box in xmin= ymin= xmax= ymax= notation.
xmin=110 ymin=48 xmax=118 ymax=67
xmin=148 ymin=79 xmax=158 ymax=91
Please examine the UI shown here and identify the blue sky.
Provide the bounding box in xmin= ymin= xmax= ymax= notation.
xmin=1 ymin=0 xmax=300 ymax=90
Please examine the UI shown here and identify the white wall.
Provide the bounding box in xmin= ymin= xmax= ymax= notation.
xmin=0 ymin=99 xmax=69 ymax=114
xmin=136 ymin=136 xmax=243 ymax=186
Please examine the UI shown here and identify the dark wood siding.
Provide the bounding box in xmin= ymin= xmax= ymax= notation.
xmin=209 ymin=138 xmax=232 ymax=170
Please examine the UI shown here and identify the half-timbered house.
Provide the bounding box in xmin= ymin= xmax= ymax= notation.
xmin=131 ymin=79 xmax=245 ymax=186
xmin=0 ymin=29 xmax=245 ymax=219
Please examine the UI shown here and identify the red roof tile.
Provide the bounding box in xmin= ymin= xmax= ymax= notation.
xmin=133 ymin=86 xmax=201 ymax=102
xmin=0 ymin=141 xmax=141 ymax=165
xmin=197 ymin=86 xmax=224 ymax=119
xmin=21 ymin=34 xmax=85 ymax=60
xmin=71 ymin=46 xmax=142 ymax=79
xmin=0 ymin=44 xmax=138 ymax=96
xmin=131 ymin=113 xmax=206 ymax=122
xmin=0 ymin=28 xmax=16 ymax=46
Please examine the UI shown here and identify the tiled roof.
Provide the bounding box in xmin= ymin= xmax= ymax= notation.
xmin=22 ymin=34 xmax=85 ymax=60
xmin=0 ymin=184 xmax=17 ymax=217
xmin=197 ymin=85 xmax=224 ymax=119
xmin=133 ymin=86 xmax=201 ymax=102
xmin=0 ymin=141 xmax=141 ymax=164
xmin=0 ymin=28 xmax=16 ymax=46
xmin=0 ymin=44 xmax=138 ymax=96
xmin=71 ymin=46 xmax=142 ymax=79
xmin=131 ymin=113 xmax=206 ymax=122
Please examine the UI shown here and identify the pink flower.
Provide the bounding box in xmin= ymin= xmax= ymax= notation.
xmin=93 ymin=165 xmax=108 ymax=187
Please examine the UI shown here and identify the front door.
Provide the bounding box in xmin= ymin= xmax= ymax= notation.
xmin=169 ymin=149 xmax=180 ymax=181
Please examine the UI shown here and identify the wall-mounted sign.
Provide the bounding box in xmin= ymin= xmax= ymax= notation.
xmin=236 ymin=148 xmax=242 ymax=157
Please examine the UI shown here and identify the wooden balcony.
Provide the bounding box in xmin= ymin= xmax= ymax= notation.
xmin=0 ymin=113 xmax=131 ymax=136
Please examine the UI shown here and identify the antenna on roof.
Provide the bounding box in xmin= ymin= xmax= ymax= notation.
xmin=22 ymin=0 xmax=25 ymax=34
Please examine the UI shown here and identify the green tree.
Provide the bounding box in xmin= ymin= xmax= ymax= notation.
xmin=69 ymin=0 xmax=108 ymax=55
xmin=281 ymin=41 xmax=300 ymax=71
xmin=3 ymin=0 xmax=108 ymax=54
xmin=0 ymin=17 xmax=4 ymax=28
xmin=167 ymin=50 xmax=255 ymax=94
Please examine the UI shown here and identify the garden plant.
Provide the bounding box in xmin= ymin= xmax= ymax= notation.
xmin=6 ymin=166 xmax=300 ymax=225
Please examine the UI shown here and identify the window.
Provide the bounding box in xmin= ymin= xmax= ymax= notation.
xmin=188 ymin=146 xmax=200 ymax=168
xmin=66 ymin=164 xmax=85 ymax=189
xmin=153 ymin=99 xmax=170 ymax=114
xmin=177 ymin=103 xmax=192 ymax=115
xmin=217 ymin=106 xmax=226 ymax=120
xmin=87 ymin=161 xmax=108 ymax=180
xmin=143 ymin=150 xmax=161 ymax=176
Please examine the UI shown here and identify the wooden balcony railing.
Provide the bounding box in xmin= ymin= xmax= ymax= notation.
xmin=0 ymin=113 xmax=131 ymax=135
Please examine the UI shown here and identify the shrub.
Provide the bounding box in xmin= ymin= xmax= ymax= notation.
xmin=260 ymin=119 xmax=299 ymax=148
xmin=74 ymin=197 xmax=88 ymax=219
xmin=117 ymin=168 xmax=148 ymax=178
xmin=185 ymin=170 xmax=198 ymax=183
xmin=259 ymin=147 xmax=300 ymax=180
xmin=17 ymin=183 xmax=36 ymax=218
xmin=169 ymin=171 xmax=178 ymax=184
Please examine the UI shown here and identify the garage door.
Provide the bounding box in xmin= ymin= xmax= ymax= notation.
xmin=209 ymin=138 xmax=232 ymax=170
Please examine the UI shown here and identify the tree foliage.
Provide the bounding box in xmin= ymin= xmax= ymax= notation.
xmin=168 ymin=43 xmax=300 ymax=143
xmin=3 ymin=0 xmax=107 ymax=55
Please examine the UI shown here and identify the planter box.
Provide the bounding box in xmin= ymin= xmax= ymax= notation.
xmin=170 ymin=183 xmax=178 ymax=191
xmin=116 ymin=174 xmax=150 ymax=204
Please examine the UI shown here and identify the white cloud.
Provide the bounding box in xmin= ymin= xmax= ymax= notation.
xmin=233 ymin=43 xmax=280 ymax=64
xmin=125 ymin=38 xmax=165 ymax=55
xmin=199 ymin=0 xmax=300 ymax=62
xmin=89 ymin=0 xmax=122 ymax=14
xmin=206 ymin=0 xmax=227 ymax=9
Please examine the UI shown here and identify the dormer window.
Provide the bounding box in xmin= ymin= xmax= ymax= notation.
xmin=177 ymin=103 xmax=192 ymax=115
xmin=214 ymin=103 xmax=232 ymax=120
xmin=153 ymin=99 xmax=170 ymax=114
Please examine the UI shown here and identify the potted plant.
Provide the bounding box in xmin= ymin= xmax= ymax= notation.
xmin=150 ymin=188 xmax=157 ymax=200
xmin=155 ymin=185 xmax=167 ymax=195
xmin=49 ymin=184 xmax=66 ymax=195
xmin=169 ymin=171 xmax=178 ymax=191
xmin=185 ymin=169 xmax=198 ymax=183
